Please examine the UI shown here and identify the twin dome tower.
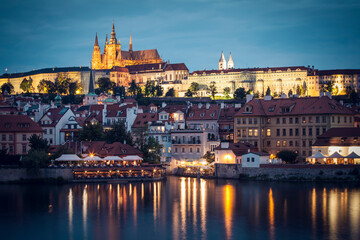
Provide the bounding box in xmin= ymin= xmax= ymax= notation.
xmin=218 ymin=52 xmax=234 ymax=70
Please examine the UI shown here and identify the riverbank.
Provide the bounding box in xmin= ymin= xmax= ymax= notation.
xmin=215 ymin=163 xmax=360 ymax=181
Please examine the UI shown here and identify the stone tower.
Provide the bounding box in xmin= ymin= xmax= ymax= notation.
xmin=219 ymin=51 xmax=227 ymax=70
xmin=91 ymin=33 xmax=101 ymax=69
xmin=129 ymin=34 xmax=133 ymax=52
xmin=227 ymin=52 xmax=234 ymax=69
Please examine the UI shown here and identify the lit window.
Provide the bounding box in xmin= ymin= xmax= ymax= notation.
xmin=266 ymin=129 xmax=271 ymax=137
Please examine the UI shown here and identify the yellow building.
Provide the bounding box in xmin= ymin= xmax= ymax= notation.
xmin=91 ymin=24 xmax=162 ymax=70
xmin=234 ymin=95 xmax=355 ymax=160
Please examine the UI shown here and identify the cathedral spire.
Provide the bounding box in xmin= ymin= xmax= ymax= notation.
xmin=219 ymin=51 xmax=227 ymax=70
xmin=228 ymin=52 xmax=234 ymax=69
xmin=105 ymin=34 xmax=108 ymax=45
xmin=94 ymin=33 xmax=99 ymax=46
xmin=110 ymin=22 xmax=117 ymax=44
xmin=129 ymin=33 xmax=133 ymax=52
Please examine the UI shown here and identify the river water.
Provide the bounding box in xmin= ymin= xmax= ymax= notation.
xmin=0 ymin=177 xmax=359 ymax=240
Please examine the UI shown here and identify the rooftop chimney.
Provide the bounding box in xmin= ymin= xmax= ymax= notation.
xmin=221 ymin=142 xmax=229 ymax=149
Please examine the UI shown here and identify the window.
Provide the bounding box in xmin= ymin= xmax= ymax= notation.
xmin=190 ymin=148 xmax=192 ymax=153
xmin=322 ymin=116 xmax=326 ymax=123
xmin=277 ymin=118 xmax=280 ymax=124
xmin=9 ymin=135 xmax=13 ymax=141
xmin=309 ymin=117 xmax=313 ymax=123
xmin=302 ymin=141 xmax=306 ymax=147
xmin=295 ymin=128 xmax=299 ymax=136
xmin=251 ymin=157 xmax=255 ymax=162
xmin=22 ymin=134 xmax=26 ymax=141
xmin=282 ymin=129 xmax=286 ymax=136
xmin=309 ymin=128 xmax=313 ymax=136
xmin=237 ymin=119 xmax=240 ymax=124
xmin=247 ymin=158 xmax=250 ymax=162
xmin=302 ymin=117 xmax=306 ymax=123
xmin=242 ymin=118 xmax=246 ymax=124
xmin=266 ymin=129 xmax=271 ymax=137
xmin=254 ymin=141 xmax=258 ymax=147
xmin=323 ymin=128 xmax=326 ymax=134
xmin=344 ymin=116 xmax=347 ymax=123
xmin=9 ymin=145 xmax=13 ymax=153
xmin=44 ymin=129 xmax=47 ymax=134
xmin=276 ymin=129 xmax=280 ymax=136
xmin=49 ymin=129 xmax=53 ymax=134
xmin=237 ymin=130 xmax=241 ymax=137
xmin=316 ymin=128 xmax=320 ymax=136
xmin=282 ymin=118 xmax=286 ymax=124
xmin=254 ymin=129 xmax=258 ymax=137
xmin=295 ymin=117 xmax=299 ymax=124
xmin=282 ymin=141 xmax=286 ymax=147
xmin=302 ymin=128 xmax=306 ymax=136
xmin=289 ymin=118 xmax=293 ymax=124
xmin=254 ymin=118 xmax=258 ymax=124
xmin=182 ymin=148 xmax=185 ymax=153
xmin=276 ymin=141 xmax=280 ymax=147
xmin=267 ymin=141 xmax=271 ymax=147
xmin=295 ymin=141 xmax=299 ymax=146
xmin=249 ymin=118 xmax=253 ymax=124
xmin=197 ymin=148 xmax=200 ymax=153
xmin=2 ymin=134 xmax=5 ymax=141
xmin=175 ymin=148 xmax=178 ymax=153
xmin=242 ymin=129 xmax=246 ymax=137
xmin=289 ymin=141 xmax=293 ymax=146
xmin=309 ymin=140 xmax=312 ymax=146
xmin=316 ymin=116 xmax=320 ymax=123
xmin=338 ymin=116 xmax=340 ymax=123
xmin=332 ymin=116 xmax=335 ymax=123
xmin=289 ymin=129 xmax=293 ymax=136
xmin=249 ymin=129 xmax=253 ymax=136
xmin=49 ymin=139 xmax=53 ymax=144
xmin=350 ymin=117 xmax=352 ymax=123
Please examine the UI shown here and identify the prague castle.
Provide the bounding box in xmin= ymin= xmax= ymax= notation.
xmin=91 ymin=23 xmax=163 ymax=70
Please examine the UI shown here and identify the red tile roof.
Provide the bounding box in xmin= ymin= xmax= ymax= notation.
xmin=82 ymin=141 xmax=143 ymax=157
xmin=186 ymin=104 xmax=220 ymax=121
xmin=0 ymin=115 xmax=43 ymax=133
xmin=214 ymin=142 xmax=258 ymax=156
xmin=132 ymin=113 xmax=159 ymax=128
xmin=235 ymin=96 xmax=354 ymax=117
xmin=39 ymin=107 xmax=70 ymax=127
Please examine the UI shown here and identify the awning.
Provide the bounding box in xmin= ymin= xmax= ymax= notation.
xmin=122 ymin=155 xmax=143 ymax=161
xmin=103 ymin=156 xmax=123 ymax=161
xmin=328 ymin=152 xmax=344 ymax=158
xmin=308 ymin=152 xmax=327 ymax=159
xmin=55 ymin=154 xmax=82 ymax=161
xmin=345 ymin=152 xmax=360 ymax=158
xmin=83 ymin=156 xmax=103 ymax=161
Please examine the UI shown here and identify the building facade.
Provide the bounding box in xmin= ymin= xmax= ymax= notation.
xmin=234 ymin=95 xmax=355 ymax=160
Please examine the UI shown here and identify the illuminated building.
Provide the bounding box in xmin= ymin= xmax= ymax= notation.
xmin=311 ymin=127 xmax=360 ymax=164
xmin=91 ymin=23 xmax=162 ymax=70
xmin=234 ymin=95 xmax=355 ymax=160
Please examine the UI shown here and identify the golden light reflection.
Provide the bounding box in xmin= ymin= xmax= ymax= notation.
xmin=192 ymin=179 xmax=197 ymax=231
xmin=200 ymin=179 xmax=207 ymax=239
xmin=269 ymin=188 xmax=275 ymax=240
xmin=322 ymin=188 xmax=327 ymax=228
xmin=350 ymin=190 xmax=360 ymax=239
xmin=224 ymin=184 xmax=234 ymax=240
xmin=329 ymin=189 xmax=338 ymax=239
xmin=311 ymin=188 xmax=316 ymax=234
xmin=180 ymin=177 xmax=187 ymax=238
xmin=134 ymin=185 xmax=137 ymax=227
xmin=82 ymin=186 xmax=88 ymax=240
xmin=68 ymin=188 xmax=73 ymax=240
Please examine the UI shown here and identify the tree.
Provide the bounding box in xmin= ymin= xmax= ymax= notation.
xmin=209 ymin=82 xmax=217 ymax=99
xmin=223 ymin=87 xmax=230 ymax=97
xmin=185 ymin=89 xmax=193 ymax=97
xmin=20 ymin=78 xmax=33 ymax=93
xmin=254 ymin=91 xmax=260 ymax=98
xmin=301 ymin=81 xmax=307 ymax=96
xmin=55 ymin=73 xmax=71 ymax=94
xmin=203 ymin=151 xmax=215 ymax=164
xmin=155 ymin=85 xmax=163 ymax=96
xmin=37 ymin=79 xmax=47 ymax=93
xmin=145 ymin=81 xmax=156 ymax=97
xmin=78 ymin=123 xmax=104 ymax=141
xmin=105 ymin=120 xmax=134 ymax=145
xmin=234 ymin=87 xmax=246 ymax=100
xmin=97 ymin=77 xmax=115 ymax=93
xmin=1 ymin=82 xmax=14 ymax=94
xmin=296 ymin=85 xmax=301 ymax=95
xmin=165 ymin=88 xmax=175 ymax=97
xmin=288 ymin=89 xmax=293 ymax=96
xmin=266 ymin=86 xmax=271 ymax=96
xmin=69 ymin=81 xmax=81 ymax=95
xmin=29 ymin=134 xmax=49 ymax=151
xmin=143 ymin=136 xmax=163 ymax=163
xmin=276 ymin=150 xmax=298 ymax=164
xmin=22 ymin=150 xmax=49 ymax=172
xmin=128 ymin=80 xmax=140 ymax=96
xmin=189 ymin=82 xmax=200 ymax=96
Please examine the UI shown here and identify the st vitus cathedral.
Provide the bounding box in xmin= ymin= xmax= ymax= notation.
xmin=91 ymin=23 xmax=162 ymax=70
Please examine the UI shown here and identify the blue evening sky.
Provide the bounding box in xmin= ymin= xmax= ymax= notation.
xmin=0 ymin=0 xmax=359 ymax=74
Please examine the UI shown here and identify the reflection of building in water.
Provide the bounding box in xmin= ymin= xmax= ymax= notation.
xmin=224 ymin=185 xmax=234 ymax=240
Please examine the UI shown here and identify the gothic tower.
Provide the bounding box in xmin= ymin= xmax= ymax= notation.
xmin=227 ymin=52 xmax=234 ymax=69
xmin=91 ymin=33 xmax=101 ymax=69
xmin=129 ymin=34 xmax=133 ymax=52
xmin=219 ymin=51 xmax=227 ymax=70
